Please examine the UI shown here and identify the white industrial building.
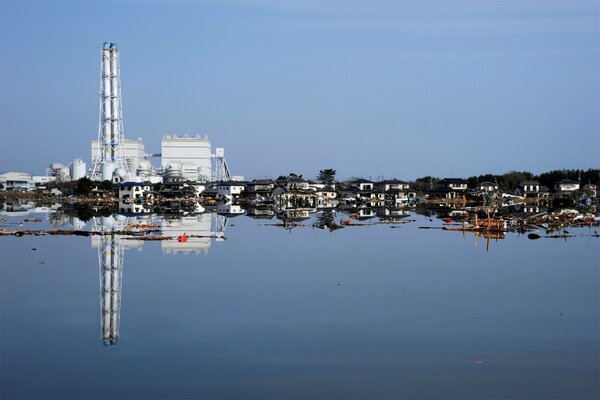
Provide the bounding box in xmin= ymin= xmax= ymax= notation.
xmin=0 ymin=172 xmax=56 ymax=191
xmin=92 ymin=138 xmax=147 ymax=178
xmin=161 ymin=135 xmax=211 ymax=182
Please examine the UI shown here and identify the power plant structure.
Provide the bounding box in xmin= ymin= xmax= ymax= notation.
xmin=89 ymin=42 xmax=129 ymax=181
xmin=85 ymin=41 xmax=236 ymax=184
xmin=161 ymin=135 xmax=212 ymax=182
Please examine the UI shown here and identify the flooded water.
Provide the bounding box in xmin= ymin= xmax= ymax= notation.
xmin=1 ymin=209 xmax=599 ymax=399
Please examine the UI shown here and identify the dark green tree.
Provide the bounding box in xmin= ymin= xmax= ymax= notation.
xmin=75 ymin=177 xmax=93 ymax=196
xmin=317 ymin=169 xmax=337 ymax=186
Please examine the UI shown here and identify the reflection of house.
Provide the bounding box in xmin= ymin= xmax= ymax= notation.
xmin=514 ymin=181 xmax=550 ymax=198
xmin=316 ymin=186 xmax=338 ymax=208
xmin=342 ymin=207 xmax=377 ymax=220
xmin=118 ymin=182 xmax=153 ymax=214
xmin=272 ymin=187 xmax=317 ymax=208
xmin=554 ymin=179 xmax=579 ymax=195
xmin=246 ymin=206 xmax=276 ymax=220
xmin=217 ymin=203 xmax=246 ymax=215
xmin=276 ymin=208 xmax=315 ymax=223
xmin=160 ymin=214 xmax=213 ymax=255
xmin=377 ymin=207 xmax=411 ymax=222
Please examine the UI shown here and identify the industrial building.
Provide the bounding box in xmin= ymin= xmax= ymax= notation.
xmin=161 ymin=135 xmax=212 ymax=182
xmin=0 ymin=172 xmax=56 ymax=191
xmin=91 ymin=138 xmax=147 ymax=178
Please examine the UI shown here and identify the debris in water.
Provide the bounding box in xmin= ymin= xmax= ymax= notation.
xmin=527 ymin=233 xmax=541 ymax=240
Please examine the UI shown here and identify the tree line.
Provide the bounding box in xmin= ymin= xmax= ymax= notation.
xmin=412 ymin=169 xmax=600 ymax=193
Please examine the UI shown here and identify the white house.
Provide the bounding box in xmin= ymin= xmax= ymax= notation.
xmin=217 ymin=181 xmax=246 ymax=200
xmin=118 ymin=182 xmax=153 ymax=214
xmin=554 ymin=179 xmax=580 ymax=193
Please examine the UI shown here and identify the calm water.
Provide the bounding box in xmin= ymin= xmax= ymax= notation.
xmin=1 ymin=210 xmax=599 ymax=399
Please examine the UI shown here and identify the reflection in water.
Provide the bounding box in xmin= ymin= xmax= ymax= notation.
xmin=90 ymin=212 xmax=226 ymax=345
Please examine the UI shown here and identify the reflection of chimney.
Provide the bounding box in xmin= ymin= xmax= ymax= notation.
xmin=98 ymin=234 xmax=124 ymax=346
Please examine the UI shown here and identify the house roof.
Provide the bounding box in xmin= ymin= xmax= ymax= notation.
xmin=250 ymin=179 xmax=274 ymax=185
xmin=377 ymin=179 xmax=409 ymax=185
xmin=520 ymin=180 xmax=540 ymax=185
xmin=556 ymin=179 xmax=579 ymax=184
xmin=318 ymin=186 xmax=336 ymax=192
xmin=478 ymin=181 xmax=498 ymax=186
xmin=217 ymin=181 xmax=246 ymax=187
xmin=120 ymin=181 xmax=150 ymax=187
xmin=440 ymin=178 xmax=468 ymax=184
xmin=349 ymin=178 xmax=373 ymax=184
xmin=279 ymin=176 xmax=309 ymax=183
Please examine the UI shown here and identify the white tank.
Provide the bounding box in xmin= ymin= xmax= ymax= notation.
xmin=70 ymin=159 xmax=87 ymax=181
xmin=136 ymin=160 xmax=152 ymax=177
xmin=165 ymin=162 xmax=184 ymax=177
xmin=101 ymin=162 xmax=115 ymax=181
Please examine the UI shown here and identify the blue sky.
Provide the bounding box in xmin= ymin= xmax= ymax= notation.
xmin=1 ymin=0 xmax=598 ymax=180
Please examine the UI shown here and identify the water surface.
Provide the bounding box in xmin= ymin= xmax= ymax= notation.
xmin=1 ymin=211 xmax=598 ymax=399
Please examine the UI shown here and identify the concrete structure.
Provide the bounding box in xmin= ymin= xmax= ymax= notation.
xmin=90 ymin=42 xmax=129 ymax=180
xmin=161 ymin=135 xmax=211 ymax=182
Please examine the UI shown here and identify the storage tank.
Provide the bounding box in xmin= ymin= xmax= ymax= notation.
xmin=101 ymin=162 xmax=115 ymax=181
xmin=70 ymin=159 xmax=87 ymax=181
xmin=136 ymin=159 xmax=152 ymax=178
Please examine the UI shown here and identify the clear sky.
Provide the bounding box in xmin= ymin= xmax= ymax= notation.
xmin=1 ymin=0 xmax=598 ymax=180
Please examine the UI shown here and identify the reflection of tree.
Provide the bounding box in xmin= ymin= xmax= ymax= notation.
xmin=316 ymin=210 xmax=342 ymax=231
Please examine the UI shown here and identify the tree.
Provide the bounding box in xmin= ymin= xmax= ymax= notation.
xmin=75 ymin=177 xmax=92 ymax=196
xmin=317 ymin=169 xmax=336 ymax=186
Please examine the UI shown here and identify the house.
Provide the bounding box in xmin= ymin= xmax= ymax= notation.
xmin=246 ymin=179 xmax=275 ymax=194
xmin=316 ymin=186 xmax=338 ymax=200
xmin=553 ymin=179 xmax=580 ymax=195
xmin=582 ymin=184 xmax=597 ymax=197
xmin=118 ymin=182 xmax=154 ymax=214
xmin=375 ymin=179 xmax=410 ymax=192
xmin=0 ymin=172 xmax=34 ymax=191
xmin=429 ymin=178 xmax=468 ymax=199
xmin=376 ymin=179 xmax=415 ymax=204
xmin=476 ymin=181 xmax=499 ymax=193
xmin=349 ymin=178 xmax=374 ymax=191
xmin=276 ymin=175 xmax=310 ymax=191
xmin=217 ymin=181 xmax=246 ymax=201
xmin=514 ymin=181 xmax=550 ymax=198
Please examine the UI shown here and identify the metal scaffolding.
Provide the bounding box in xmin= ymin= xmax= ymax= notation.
xmin=90 ymin=42 xmax=129 ymax=180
